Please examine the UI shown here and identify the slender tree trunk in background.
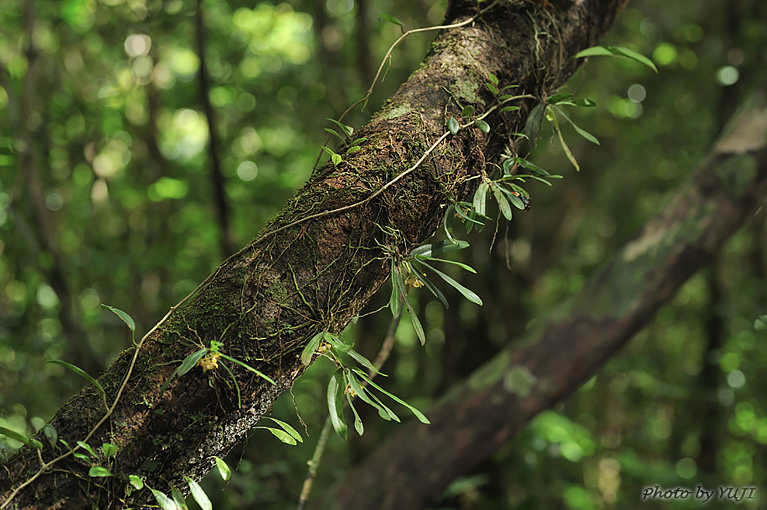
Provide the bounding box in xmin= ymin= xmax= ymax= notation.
xmin=311 ymin=2 xmax=347 ymax=113
xmin=11 ymin=0 xmax=104 ymax=375
xmin=332 ymin=91 xmax=767 ymax=510
xmin=0 ymin=0 xmax=630 ymax=507
xmin=696 ymin=259 xmax=725 ymax=474
xmin=195 ymin=0 xmax=234 ymax=258
xmin=690 ymin=0 xmax=761 ymax=470
xmin=354 ymin=0 xmax=374 ymax=86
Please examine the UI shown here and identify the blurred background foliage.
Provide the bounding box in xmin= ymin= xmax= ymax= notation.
xmin=1 ymin=0 xmax=766 ymax=508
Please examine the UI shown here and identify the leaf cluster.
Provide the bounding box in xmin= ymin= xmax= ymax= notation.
xmin=300 ymin=331 xmax=429 ymax=440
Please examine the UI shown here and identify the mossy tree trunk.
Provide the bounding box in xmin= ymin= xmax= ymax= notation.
xmin=0 ymin=0 xmax=630 ymax=507
xmin=332 ymin=92 xmax=767 ymax=510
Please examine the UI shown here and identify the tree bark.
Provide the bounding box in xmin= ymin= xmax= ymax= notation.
xmin=333 ymin=91 xmax=767 ymax=510
xmin=0 ymin=0 xmax=629 ymax=507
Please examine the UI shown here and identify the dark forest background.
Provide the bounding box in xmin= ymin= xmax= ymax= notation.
xmin=1 ymin=0 xmax=765 ymax=508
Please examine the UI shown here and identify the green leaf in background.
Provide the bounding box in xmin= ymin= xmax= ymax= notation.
xmin=347 ymin=347 xmax=384 ymax=376
xmin=220 ymin=361 xmax=242 ymax=409
xmin=405 ymin=298 xmax=426 ymax=345
xmin=76 ymin=440 xmax=99 ymax=459
xmin=354 ymin=370 xmax=430 ymax=424
xmin=443 ymin=205 xmax=459 ymax=243
xmin=171 ymin=486 xmax=189 ymax=510
xmin=413 ymin=254 xmax=477 ymax=274
xmin=101 ymin=303 xmax=136 ymax=331
xmin=573 ymin=98 xmax=597 ymax=107
xmin=151 ymin=489 xmax=180 ymax=510
xmin=492 ymin=184 xmax=513 ymax=220
xmin=186 ymin=477 xmax=212 ymax=510
xmin=574 ymin=45 xmax=659 ymax=73
xmin=263 ymin=416 xmax=303 ymax=443
xmin=447 ymin=117 xmax=460 ymax=135
xmin=499 ymin=105 xmax=520 ymax=114
xmin=217 ymin=353 xmax=276 ymax=384
xmin=390 ymin=262 xmax=406 ymax=318
xmin=366 ymin=386 xmax=400 ymax=422
xmin=327 ymin=371 xmax=348 ymax=440
xmin=88 ymin=466 xmax=113 ymax=477
xmin=301 ymin=332 xmax=324 ymax=366
xmin=379 ymin=13 xmax=403 ymax=27
xmin=452 ymin=201 xmax=484 ymax=226
xmin=129 ymin=474 xmax=144 ymax=490
xmin=214 ymin=456 xmax=231 ymax=481
xmin=345 ymin=371 xmax=390 ymax=421
xmin=514 ymin=157 xmax=558 ymax=179
xmin=325 ymin=117 xmax=353 ymax=137
xmin=523 ymin=103 xmax=545 ymax=144
xmin=550 ymin=114 xmax=581 ymax=171
xmin=344 ymin=375 xmax=365 ymax=436
xmin=410 ymin=239 xmax=469 ymax=258
xmin=46 ymin=360 xmax=105 ymax=397
xmin=474 ymin=119 xmax=490 ymax=133
xmin=551 ymin=105 xmax=600 ymax=145
xmin=43 ymin=424 xmax=57 ymax=448
xmin=473 ymin=182 xmax=489 ymax=217
xmin=178 ymin=349 xmax=208 ymax=376
xmin=547 ymin=92 xmax=573 ymax=104
xmin=324 ymin=128 xmax=347 ymax=142
xmin=415 ymin=260 xmax=483 ymax=306
xmin=102 ymin=442 xmax=118 ymax=458
xmin=409 ymin=263 xmax=449 ymax=309
xmin=322 ymin=333 xmax=351 ymax=354
xmin=0 ymin=427 xmax=34 ymax=447
xmin=498 ymin=185 xmax=529 ymax=211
